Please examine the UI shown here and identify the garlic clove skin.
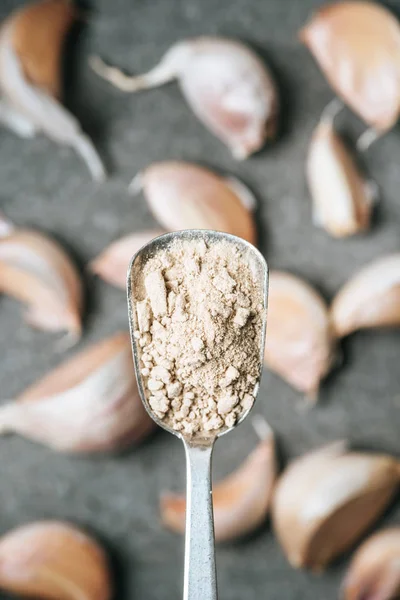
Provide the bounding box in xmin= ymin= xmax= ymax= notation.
xmin=130 ymin=161 xmax=257 ymax=244
xmin=342 ymin=527 xmax=400 ymax=600
xmin=272 ymin=441 xmax=400 ymax=571
xmin=91 ymin=37 xmax=278 ymax=159
xmin=307 ymin=117 xmax=374 ymax=237
xmin=160 ymin=417 xmax=276 ymax=542
xmin=331 ymin=254 xmax=400 ymax=337
xmin=300 ymin=2 xmax=400 ymax=135
xmin=0 ymin=332 xmax=155 ymax=453
xmin=264 ymin=271 xmax=335 ymax=400
xmin=0 ymin=214 xmax=83 ymax=341
xmin=0 ymin=0 xmax=106 ymax=181
xmin=0 ymin=521 xmax=112 ymax=600
xmin=90 ymin=229 xmax=165 ymax=289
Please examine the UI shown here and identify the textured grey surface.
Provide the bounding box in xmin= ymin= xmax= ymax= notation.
xmin=0 ymin=0 xmax=399 ymax=598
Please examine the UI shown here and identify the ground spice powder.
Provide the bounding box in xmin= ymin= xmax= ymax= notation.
xmin=133 ymin=238 xmax=263 ymax=436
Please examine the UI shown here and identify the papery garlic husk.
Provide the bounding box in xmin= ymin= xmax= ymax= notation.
xmin=0 ymin=0 xmax=106 ymax=181
xmin=342 ymin=527 xmax=400 ymax=600
xmin=0 ymin=214 xmax=83 ymax=341
xmin=91 ymin=37 xmax=278 ymax=159
xmin=130 ymin=161 xmax=257 ymax=244
xmin=331 ymin=254 xmax=400 ymax=337
xmin=0 ymin=521 xmax=112 ymax=600
xmin=272 ymin=441 xmax=400 ymax=571
xmin=307 ymin=116 xmax=375 ymax=237
xmin=300 ymin=2 xmax=400 ymax=139
xmin=161 ymin=417 xmax=276 ymax=542
xmin=0 ymin=332 xmax=155 ymax=453
xmin=264 ymin=271 xmax=335 ymax=400
xmin=90 ymin=229 xmax=165 ymax=289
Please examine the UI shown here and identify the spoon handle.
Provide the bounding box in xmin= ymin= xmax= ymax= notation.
xmin=183 ymin=441 xmax=218 ymax=600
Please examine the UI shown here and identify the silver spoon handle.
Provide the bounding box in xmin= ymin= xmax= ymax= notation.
xmin=183 ymin=441 xmax=218 ymax=600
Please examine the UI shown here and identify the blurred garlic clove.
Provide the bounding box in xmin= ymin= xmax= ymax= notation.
xmin=272 ymin=441 xmax=400 ymax=571
xmin=264 ymin=271 xmax=335 ymax=400
xmin=160 ymin=417 xmax=276 ymax=542
xmin=0 ymin=0 xmax=106 ymax=181
xmin=331 ymin=254 xmax=400 ymax=337
xmin=342 ymin=527 xmax=400 ymax=600
xmin=91 ymin=37 xmax=278 ymax=159
xmin=90 ymin=229 xmax=165 ymax=289
xmin=0 ymin=332 xmax=155 ymax=453
xmin=0 ymin=214 xmax=83 ymax=341
xmin=300 ymin=2 xmax=400 ymax=143
xmin=130 ymin=161 xmax=257 ymax=244
xmin=307 ymin=116 xmax=375 ymax=237
xmin=0 ymin=521 xmax=112 ymax=600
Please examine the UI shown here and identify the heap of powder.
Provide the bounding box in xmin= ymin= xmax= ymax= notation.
xmin=133 ymin=238 xmax=263 ymax=436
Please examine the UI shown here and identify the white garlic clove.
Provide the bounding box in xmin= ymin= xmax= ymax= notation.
xmin=0 ymin=214 xmax=83 ymax=341
xmin=272 ymin=441 xmax=400 ymax=571
xmin=130 ymin=161 xmax=257 ymax=244
xmin=331 ymin=254 xmax=400 ymax=337
xmin=90 ymin=229 xmax=165 ymax=289
xmin=91 ymin=36 xmax=278 ymax=159
xmin=342 ymin=527 xmax=400 ymax=600
xmin=0 ymin=521 xmax=112 ymax=600
xmin=307 ymin=116 xmax=374 ymax=237
xmin=0 ymin=0 xmax=106 ymax=181
xmin=300 ymin=2 xmax=400 ymax=142
xmin=264 ymin=271 xmax=335 ymax=400
xmin=160 ymin=417 xmax=276 ymax=542
xmin=0 ymin=332 xmax=155 ymax=453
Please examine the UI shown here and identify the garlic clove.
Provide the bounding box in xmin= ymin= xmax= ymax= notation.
xmin=300 ymin=2 xmax=400 ymax=137
xmin=0 ymin=214 xmax=83 ymax=341
xmin=264 ymin=271 xmax=335 ymax=400
xmin=0 ymin=521 xmax=112 ymax=600
xmin=307 ymin=116 xmax=374 ymax=237
xmin=331 ymin=254 xmax=400 ymax=337
xmin=90 ymin=229 xmax=165 ymax=289
xmin=272 ymin=441 xmax=400 ymax=571
xmin=160 ymin=417 xmax=276 ymax=542
xmin=91 ymin=36 xmax=278 ymax=159
xmin=11 ymin=0 xmax=76 ymax=100
xmin=130 ymin=161 xmax=257 ymax=244
xmin=0 ymin=0 xmax=106 ymax=181
xmin=0 ymin=332 xmax=155 ymax=453
xmin=342 ymin=527 xmax=400 ymax=600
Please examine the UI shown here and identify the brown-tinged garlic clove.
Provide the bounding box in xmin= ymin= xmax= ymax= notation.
xmin=12 ymin=0 xmax=76 ymax=99
xmin=307 ymin=116 xmax=375 ymax=237
xmin=0 ymin=214 xmax=83 ymax=342
xmin=0 ymin=332 xmax=155 ymax=453
xmin=0 ymin=0 xmax=106 ymax=181
xmin=160 ymin=417 xmax=276 ymax=542
xmin=0 ymin=521 xmax=112 ymax=600
xmin=91 ymin=37 xmax=278 ymax=159
xmin=90 ymin=229 xmax=165 ymax=289
xmin=331 ymin=254 xmax=400 ymax=337
xmin=342 ymin=527 xmax=400 ymax=600
xmin=129 ymin=161 xmax=257 ymax=244
xmin=300 ymin=2 xmax=400 ymax=140
xmin=264 ymin=271 xmax=335 ymax=400
xmin=272 ymin=441 xmax=400 ymax=571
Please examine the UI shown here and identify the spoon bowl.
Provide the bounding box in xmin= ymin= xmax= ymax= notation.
xmin=127 ymin=229 xmax=268 ymax=443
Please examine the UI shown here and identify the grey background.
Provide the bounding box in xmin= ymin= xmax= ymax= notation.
xmin=0 ymin=0 xmax=400 ymax=598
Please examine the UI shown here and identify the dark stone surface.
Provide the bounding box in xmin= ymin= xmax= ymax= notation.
xmin=0 ymin=0 xmax=399 ymax=598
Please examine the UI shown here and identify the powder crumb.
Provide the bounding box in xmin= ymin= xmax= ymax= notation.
xmin=133 ymin=238 xmax=263 ymax=437
xmin=145 ymin=271 xmax=167 ymax=317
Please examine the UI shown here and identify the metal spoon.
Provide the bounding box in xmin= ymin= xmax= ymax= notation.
xmin=127 ymin=230 xmax=268 ymax=600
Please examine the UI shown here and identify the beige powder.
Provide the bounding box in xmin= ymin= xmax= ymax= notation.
xmin=133 ymin=239 xmax=263 ymax=436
